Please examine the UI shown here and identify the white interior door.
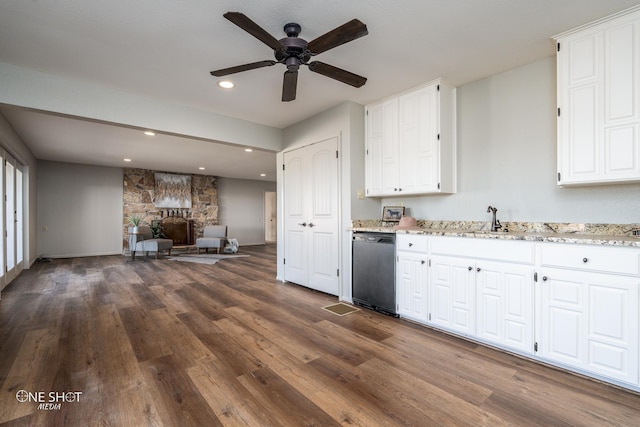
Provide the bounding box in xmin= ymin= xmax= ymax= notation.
xmin=283 ymin=149 xmax=308 ymax=286
xmin=306 ymin=140 xmax=339 ymax=295
xmin=283 ymin=138 xmax=339 ymax=296
xmin=264 ymin=191 xmax=277 ymax=243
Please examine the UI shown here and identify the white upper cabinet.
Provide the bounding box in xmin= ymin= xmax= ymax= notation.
xmin=555 ymin=7 xmax=640 ymax=186
xmin=365 ymin=79 xmax=456 ymax=196
xmin=365 ymin=98 xmax=398 ymax=196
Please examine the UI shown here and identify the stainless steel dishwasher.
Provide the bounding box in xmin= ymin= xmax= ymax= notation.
xmin=352 ymin=232 xmax=397 ymax=316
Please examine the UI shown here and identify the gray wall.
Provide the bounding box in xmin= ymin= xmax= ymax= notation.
xmin=381 ymin=56 xmax=640 ymax=224
xmin=217 ymin=177 xmax=277 ymax=246
xmin=37 ymin=161 xmax=123 ymax=258
xmin=36 ymin=161 xmax=276 ymax=257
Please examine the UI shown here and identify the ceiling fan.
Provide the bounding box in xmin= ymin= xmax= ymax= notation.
xmin=210 ymin=12 xmax=369 ymax=102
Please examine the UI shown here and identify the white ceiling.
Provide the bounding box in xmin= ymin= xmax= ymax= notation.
xmin=1 ymin=0 xmax=639 ymax=181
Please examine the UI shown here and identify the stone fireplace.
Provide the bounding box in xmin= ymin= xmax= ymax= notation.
xmin=123 ymin=168 xmax=218 ymax=250
xmin=156 ymin=214 xmax=195 ymax=246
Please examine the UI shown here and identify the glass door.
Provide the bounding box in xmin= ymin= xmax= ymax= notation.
xmin=0 ymin=152 xmax=4 ymax=287
xmin=3 ymin=154 xmax=23 ymax=285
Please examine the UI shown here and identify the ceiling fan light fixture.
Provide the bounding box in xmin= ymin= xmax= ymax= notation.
xmin=210 ymin=12 xmax=368 ymax=102
xmin=218 ymin=80 xmax=235 ymax=89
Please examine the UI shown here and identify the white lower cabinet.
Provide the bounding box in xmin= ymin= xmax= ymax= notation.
xmin=536 ymin=243 xmax=640 ymax=386
xmin=396 ymin=235 xmax=428 ymax=322
xmin=429 ymin=255 xmax=534 ymax=353
xmin=393 ymin=235 xmax=640 ymax=390
xmin=429 ymin=255 xmax=476 ymax=336
xmin=396 ymin=251 xmax=429 ymax=322
xmin=428 ymin=237 xmax=535 ymax=353
xmin=476 ymin=261 xmax=534 ymax=354
xmin=537 ymin=269 xmax=639 ymax=385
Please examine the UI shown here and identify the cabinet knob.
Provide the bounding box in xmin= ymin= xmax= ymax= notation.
xmin=476 ymin=267 xmax=481 ymax=272
xmin=542 ymin=276 xmax=548 ymax=281
xmin=468 ymin=266 xmax=472 ymax=271
xmin=408 ymin=243 xmax=413 ymax=247
xmin=394 ymin=188 xmax=398 ymax=191
xmin=582 ymin=257 xmax=588 ymax=263
xmin=421 ymin=260 xmax=425 ymax=264
xmin=308 ymin=223 xmax=315 ymax=228
xmin=298 ymin=222 xmax=307 ymax=227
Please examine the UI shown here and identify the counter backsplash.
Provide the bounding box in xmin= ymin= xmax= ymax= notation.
xmin=351 ymin=219 xmax=640 ymax=237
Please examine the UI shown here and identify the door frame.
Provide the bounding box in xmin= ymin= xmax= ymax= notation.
xmin=264 ymin=191 xmax=277 ymax=243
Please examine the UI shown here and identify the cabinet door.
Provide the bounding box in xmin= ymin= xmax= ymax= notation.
xmin=396 ymin=251 xmax=428 ymax=323
xmin=429 ymin=256 xmax=475 ymax=336
xmin=398 ymin=85 xmax=439 ymax=194
xmin=557 ymin=12 xmax=640 ymax=185
xmin=476 ymin=261 xmax=534 ymax=354
xmin=537 ymin=268 xmax=639 ymax=385
xmin=365 ymin=98 xmax=398 ymax=196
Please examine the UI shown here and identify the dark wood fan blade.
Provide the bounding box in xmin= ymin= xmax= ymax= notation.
xmin=308 ymin=61 xmax=367 ymax=87
xmin=282 ymin=70 xmax=298 ymax=102
xmin=224 ymin=12 xmax=285 ymax=52
xmin=307 ymin=19 xmax=368 ymax=55
xmin=210 ymin=60 xmax=277 ymax=77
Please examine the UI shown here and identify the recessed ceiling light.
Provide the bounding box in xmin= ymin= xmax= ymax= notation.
xmin=245 ymin=148 xmax=253 ymax=152
xmin=199 ymin=167 xmax=205 ymax=170
xmin=260 ymin=173 xmax=266 ymax=177
xmin=218 ymin=81 xmax=234 ymax=89
xmin=124 ymin=158 xmax=132 ymax=162
xmin=143 ymin=131 xmax=155 ymax=136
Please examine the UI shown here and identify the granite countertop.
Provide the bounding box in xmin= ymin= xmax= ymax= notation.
xmin=350 ymin=220 xmax=640 ymax=248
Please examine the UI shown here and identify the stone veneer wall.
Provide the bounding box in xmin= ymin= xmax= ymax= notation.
xmin=123 ymin=168 xmax=218 ymax=249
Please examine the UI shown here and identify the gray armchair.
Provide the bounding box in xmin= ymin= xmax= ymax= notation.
xmin=128 ymin=226 xmax=173 ymax=260
xmin=196 ymin=225 xmax=227 ymax=254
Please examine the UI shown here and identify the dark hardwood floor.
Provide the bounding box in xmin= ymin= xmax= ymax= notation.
xmin=1 ymin=244 xmax=639 ymax=426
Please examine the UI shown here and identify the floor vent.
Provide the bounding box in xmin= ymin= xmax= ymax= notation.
xmin=322 ymin=302 xmax=360 ymax=316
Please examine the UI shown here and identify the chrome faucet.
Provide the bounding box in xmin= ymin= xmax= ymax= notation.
xmin=487 ymin=206 xmax=502 ymax=232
